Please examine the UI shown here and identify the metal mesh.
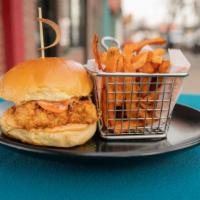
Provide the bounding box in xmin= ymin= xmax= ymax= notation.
xmin=92 ymin=73 xmax=186 ymax=140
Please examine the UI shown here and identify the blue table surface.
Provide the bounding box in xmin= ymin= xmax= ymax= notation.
xmin=0 ymin=94 xmax=199 ymax=200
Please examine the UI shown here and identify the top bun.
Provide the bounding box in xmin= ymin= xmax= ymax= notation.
xmin=0 ymin=57 xmax=93 ymax=103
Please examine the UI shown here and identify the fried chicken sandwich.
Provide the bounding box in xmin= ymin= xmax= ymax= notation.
xmin=0 ymin=58 xmax=97 ymax=147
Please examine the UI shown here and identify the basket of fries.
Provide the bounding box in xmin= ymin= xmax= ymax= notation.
xmin=87 ymin=35 xmax=189 ymax=140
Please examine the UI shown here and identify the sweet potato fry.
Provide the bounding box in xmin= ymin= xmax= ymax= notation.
xmin=137 ymin=110 xmax=153 ymax=126
xmin=124 ymin=59 xmax=138 ymax=118
xmin=146 ymin=48 xmax=165 ymax=65
xmin=138 ymin=62 xmax=155 ymax=73
xmin=102 ymin=87 xmax=108 ymax=126
xmin=147 ymin=88 xmax=161 ymax=101
xmin=123 ymin=44 xmax=140 ymax=55
xmin=102 ymin=86 xmax=116 ymax=127
xmin=116 ymin=55 xmax=124 ymax=72
xmin=105 ymin=47 xmax=120 ymax=72
xmin=125 ymin=76 xmax=137 ymax=118
xmin=123 ymin=57 xmax=133 ymax=72
xmin=152 ymin=63 xmax=160 ymax=71
xmin=122 ymin=44 xmax=135 ymax=72
xmin=106 ymin=86 xmax=117 ymax=126
xmin=149 ymin=77 xmax=163 ymax=91
xmin=115 ymin=55 xmax=125 ymax=106
xmin=114 ymin=120 xmax=143 ymax=134
xmin=123 ymin=43 xmax=136 ymax=58
xmin=151 ymin=56 xmax=163 ymax=64
xmin=140 ymin=87 xmax=161 ymax=109
xmin=153 ymin=48 xmax=166 ymax=56
xmin=100 ymin=47 xmax=121 ymax=128
xmin=140 ymin=77 xmax=151 ymax=96
xmin=132 ymin=52 xmax=149 ymax=70
xmin=103 ymin=48 xmax=121 ymax=126
xmin=100 ymin=52 xmax=107 ymax=66
xmin=147 ymin=51 xmax=153 ymax=62
xmin=123 ymin=38 xmax=166 ymax=55
xmin=159 ymin=60 xmax=170 ymax=73
xmin=141 ymin=37 xmax=166 ymax=46
xmin=105 ymin=47 xmax=121 ymax=105
xmin=92 ymin=34 xmax=102 ymax=70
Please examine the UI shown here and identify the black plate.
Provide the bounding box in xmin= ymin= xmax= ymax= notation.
xmin=0 ymin=102 xmax=199 ymax=158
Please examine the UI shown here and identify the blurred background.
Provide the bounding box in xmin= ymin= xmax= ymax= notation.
xmin=0 ymin=0 xmax=199 ymax=93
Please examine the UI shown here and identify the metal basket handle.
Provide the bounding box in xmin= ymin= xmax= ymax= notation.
xmin=101 ymin=36 xmax=121 ymax=51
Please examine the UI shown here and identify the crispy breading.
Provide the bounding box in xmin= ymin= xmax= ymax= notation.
xmin=6 ymin=99 xmax=97 ymax=130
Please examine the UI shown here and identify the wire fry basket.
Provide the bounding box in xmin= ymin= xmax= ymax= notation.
xmin=91 ymin=71 xmax=188 ymax=140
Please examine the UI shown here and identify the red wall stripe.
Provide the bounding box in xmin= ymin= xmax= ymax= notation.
xmin=2 ymin=0 xmax=25 ymax=70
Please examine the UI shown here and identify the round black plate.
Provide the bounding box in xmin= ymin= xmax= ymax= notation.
xmin=0 ymin=102 xmax=199 ymax=158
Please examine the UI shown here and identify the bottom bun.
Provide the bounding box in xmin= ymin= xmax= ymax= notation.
xmin=0 ymin=119 xmax=97 ymax=147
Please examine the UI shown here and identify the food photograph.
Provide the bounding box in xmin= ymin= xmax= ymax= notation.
xmin=0 ymin=0 xmax=199 ymax=200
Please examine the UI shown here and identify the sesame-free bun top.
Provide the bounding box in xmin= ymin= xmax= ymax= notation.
xmin=0 ymin=57 xmax=93 ymax=103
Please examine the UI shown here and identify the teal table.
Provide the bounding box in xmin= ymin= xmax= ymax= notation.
xmin=0 ymin=94 xmax=199 ymax=200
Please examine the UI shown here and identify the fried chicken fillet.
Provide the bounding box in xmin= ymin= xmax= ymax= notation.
xmin=5 ymin=98 xmax=97 ymax=130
